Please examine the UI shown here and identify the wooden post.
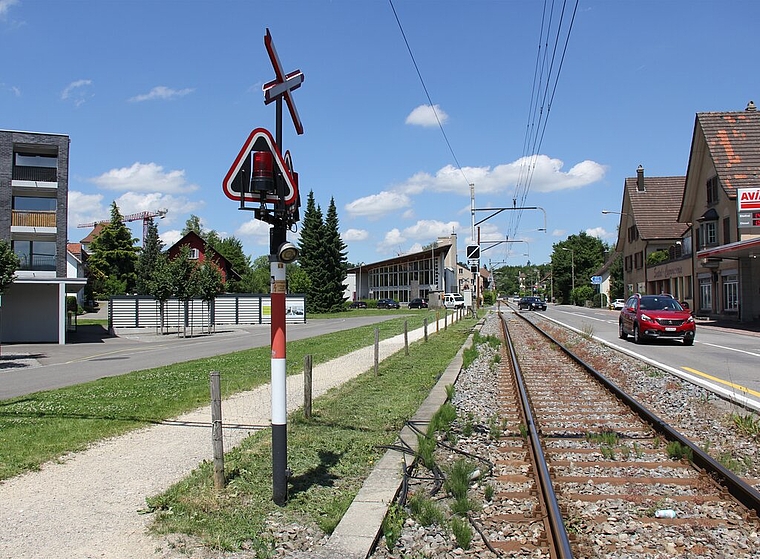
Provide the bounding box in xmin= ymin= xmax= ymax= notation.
xmin=404 ymin=319 xmax=409 ymax=356
xmin=209 ymin=371 xmax=225 ymax=490
xmin=304 ymin=354 xmax=313 ymax=419
xmin=423 ymin=317 xmax=428 ymax=342
xmin=374 ymin=326 xmax=380 ymax=376
xmin=444 ymin=309 xmax=448 ymax=331
xmin=436 ymin=311 xmax=440 ymax=333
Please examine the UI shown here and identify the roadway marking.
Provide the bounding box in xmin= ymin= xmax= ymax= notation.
xmin=699 ymin=342 xmax=760 ymax=358
xmin=682 ymin=366 xmax=760 ymax=398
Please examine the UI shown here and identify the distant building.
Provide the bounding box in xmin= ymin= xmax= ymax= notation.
xmin=166 ymin=231 xmax=241 ymax=284
xmin=346 ymin=234 xmax=465 ymax=306
xmin=0 ymin=129 xmax=86 ymax=343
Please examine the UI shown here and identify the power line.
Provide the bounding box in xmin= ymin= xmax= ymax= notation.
xmin=388 ymin=0 xmax=471 ymax=188
xmin=509 ymin=0 xmax=579 ymax=240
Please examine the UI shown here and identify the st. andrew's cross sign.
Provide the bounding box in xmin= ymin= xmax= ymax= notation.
xmin=263 ymin=28 xmax=304 ymax=136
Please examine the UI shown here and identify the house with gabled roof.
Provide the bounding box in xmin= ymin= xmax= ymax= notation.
xmin=166 ymin=231 xmax=241 ymax=284
xmin=678 ymin=101 xmax=760 ymax=322
xmin=610 ymin=167 xmax=690 ymax=301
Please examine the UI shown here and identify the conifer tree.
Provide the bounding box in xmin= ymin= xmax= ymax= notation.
xmin=136 ymin=217 xmax=164 ymax=295
xmin=323 ymin=197 xmax=348 ymax=311
xmin=298 ymin=190 xmax=328 ymax=312
xmin=87 ymin=202 xmax=139 ymax=296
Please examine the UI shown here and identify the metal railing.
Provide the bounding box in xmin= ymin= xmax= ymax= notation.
xmin=12 ymin=166 xmax=58 ymax=182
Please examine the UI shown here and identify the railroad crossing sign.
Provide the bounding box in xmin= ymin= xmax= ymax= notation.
xmin=263 ymin=28 xmax=304 ymax=135
xmin=222 ymin=128 xmax=298 ymax=205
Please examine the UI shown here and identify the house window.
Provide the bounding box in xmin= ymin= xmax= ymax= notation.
xmin=12 ymin=240 xmax=57 ymax=271
xmin=13 ymin=152 xmax=58 ymax=182
xmin=699 ymin=278 xmax=712 ymax=312
xmin=627 ymin=225 xmax=639 ymax=243
xmin=624 ymin=255 xmax=632 ymax=271
xmin=188 ymin=248 xmax=200 ymax=260
xmin=706 ymin=176 xmax=719 ymax=205
xmin=723 ymin=274 xmax=738 ymax=312
xmin=12 ymin=196 xmax=57 ymax=211
xmin=698 ymin=222 xmax=716 ymax=248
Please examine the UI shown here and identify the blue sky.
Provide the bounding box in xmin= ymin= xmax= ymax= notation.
xmin=3 ymin=0 xmax=760 ymax=269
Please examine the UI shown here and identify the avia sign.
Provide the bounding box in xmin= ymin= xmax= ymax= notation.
xmin=737 ymin=188 xmax=760 ymax=228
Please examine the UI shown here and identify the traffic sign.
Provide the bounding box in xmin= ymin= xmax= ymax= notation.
xmin=263 ymin=28 xmax=304 ymax=135
xmin=223 ymin=128 xmax=298 ymax=205
xmin=466 ymin=244 xmax=480 ymax=260
xmin=590 ymin=275 xmax=602 ymax=285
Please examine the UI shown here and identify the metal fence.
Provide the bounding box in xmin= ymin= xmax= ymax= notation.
xmin=110 ymin=294 xmax=306 ymax=330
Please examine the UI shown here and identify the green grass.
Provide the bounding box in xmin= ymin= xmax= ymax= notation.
xmin=146 ymin=318 xmax=474 ymax=551
xmin=0 ymin=311 xmax=441 ymax=481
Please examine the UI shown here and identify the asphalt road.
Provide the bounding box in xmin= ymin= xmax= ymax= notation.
xmin=0 ymin=315 xmax=399 ymax=401
xmin=521 ymin=303 xmax=760 ymax=410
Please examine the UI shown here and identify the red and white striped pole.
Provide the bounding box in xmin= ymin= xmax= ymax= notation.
xmin=270 ymin=228 xmax=289 ymax=506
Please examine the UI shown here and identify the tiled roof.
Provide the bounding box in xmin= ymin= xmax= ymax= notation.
xmin=697 ymin=109 xmax=760 ymax=197
xmin=625 ymin=175 xmax=689 ymax=240
xmin=80 ymin=223 xmax=105 ymax=244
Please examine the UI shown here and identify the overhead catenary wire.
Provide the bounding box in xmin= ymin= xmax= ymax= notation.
xmin=388 ymin=0 xmax=471 ymax=190
xmin=509 ymin=0 xmax=579 ymax=244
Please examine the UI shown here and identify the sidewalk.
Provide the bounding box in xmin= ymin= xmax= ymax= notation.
xmin=0 ymin=313 xmax=466 ymax=559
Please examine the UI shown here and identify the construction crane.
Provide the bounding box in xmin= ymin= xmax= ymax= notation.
xmin=78 ymin=209 xmax=168 ymax=245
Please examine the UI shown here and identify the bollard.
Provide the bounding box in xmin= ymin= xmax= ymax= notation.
xmin=404 ymin=319 xmax=409 ymax=356
xmin=374 ymin=326 xmax=380 ymax=376
xmin=209 ymin=371 xmax=225 ymax=490
xmin=423 ymin=317 xmax=428 ymax=342
xmin=304 ymin=354 xmax=313 ymax=419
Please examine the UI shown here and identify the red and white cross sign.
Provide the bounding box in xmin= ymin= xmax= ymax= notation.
xmin=262 ymin=28 xmax=304 ymax=135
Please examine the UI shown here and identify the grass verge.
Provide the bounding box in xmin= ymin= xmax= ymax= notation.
xmin=0 ymin=311 xmax=446 ymax=481
xmin=145 ymin=317 xmax=475 ymax=553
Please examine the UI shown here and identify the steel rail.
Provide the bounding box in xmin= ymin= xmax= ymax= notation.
xmin=499 ymin=311 xmax=574 ymax=558
xmin=517 ymin=310 xmax=760 ymax=519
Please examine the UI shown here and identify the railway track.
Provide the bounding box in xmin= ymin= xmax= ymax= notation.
xmin=372 ymin=309 xmax=760 ymax=558
xmin=495 ymin=309 xmax=760 ymax=557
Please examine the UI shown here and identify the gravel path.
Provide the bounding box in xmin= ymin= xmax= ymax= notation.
xmin=0 ymin=320 xmax=443 ymax=559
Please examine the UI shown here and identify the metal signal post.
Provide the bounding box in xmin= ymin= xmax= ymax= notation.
xmin=222 ymin=28 xmax=304 ymax=506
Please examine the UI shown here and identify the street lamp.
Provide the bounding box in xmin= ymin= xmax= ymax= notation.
xmin=561 ymin=247 xmax=575 ymax=299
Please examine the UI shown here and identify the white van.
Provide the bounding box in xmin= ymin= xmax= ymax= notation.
xmin=443 ymin=293 xmax=465 ymax=309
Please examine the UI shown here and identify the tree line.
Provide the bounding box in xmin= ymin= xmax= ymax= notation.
xmin=84 ymin=191 xmax=349 ymax=316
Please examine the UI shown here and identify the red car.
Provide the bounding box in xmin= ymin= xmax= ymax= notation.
xmin=619 ymin=294 xmax=695 ymax=345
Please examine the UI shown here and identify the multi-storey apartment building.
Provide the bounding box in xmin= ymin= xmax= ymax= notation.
xmin=0 ymin=129 xmax=86 ymax=344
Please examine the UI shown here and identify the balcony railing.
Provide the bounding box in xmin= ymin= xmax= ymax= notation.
xmin=12 ymin=166 xmax=58 ymax=182
xmin=11 ymin=210 xmax=57 ymax=228
xmin=17 ymin=254 xmax=57 ymax=272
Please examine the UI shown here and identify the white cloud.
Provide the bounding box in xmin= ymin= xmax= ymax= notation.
xmin=113 ymin=191 xmax=203 ymax=222
xmin=89 ymin=162 xmax=199 ymax=194
xmin=128 ymin=86 xmax=194 ymax=102
xmin=160 ymin=229 xmax=183 ymax=248
xmin=0 ymin=0 xmax=19 ymax=19
xmin=376 ymin=219 xmax=460 ymax=254
xmin=345 ymin=191 xmax=411 ymax=220
xmin=61 ymin=79 xmax=93 ymax=106
xmin=235 ymin=219 xmax=272 ymax=245
xmin=343 ymin=228 xmax=369 ymax=242
xmin=586 ymin=226 xmax=615 ymax=240
xmin=551 ymin=228 xmax=566 ymax=237
xmin=67 ymin=191 xmax=105 ymax=231
xmin=405 ymin=104 xmax=448 ymax=127
xmin=394 ymin=155 xmax=606 ymax=197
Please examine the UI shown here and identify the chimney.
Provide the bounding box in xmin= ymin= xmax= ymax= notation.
xmin=636 ymin=165 xmax=645 ymax=192
xmin=746 ymin=100 xmax=757 ymax=112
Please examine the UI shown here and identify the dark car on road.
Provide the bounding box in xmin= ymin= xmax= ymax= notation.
xmin=518 ymin=296 xmax=547 ymax=311
xmin=618 ymin=293 xmax=695 ymax=345
xmin=408 ymin=298 xmax=428 ymax=309
xmin=377 ymin=298 xmax=400 ymax=309
xmin=348 ymin=300 xmax=368 ymax=309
